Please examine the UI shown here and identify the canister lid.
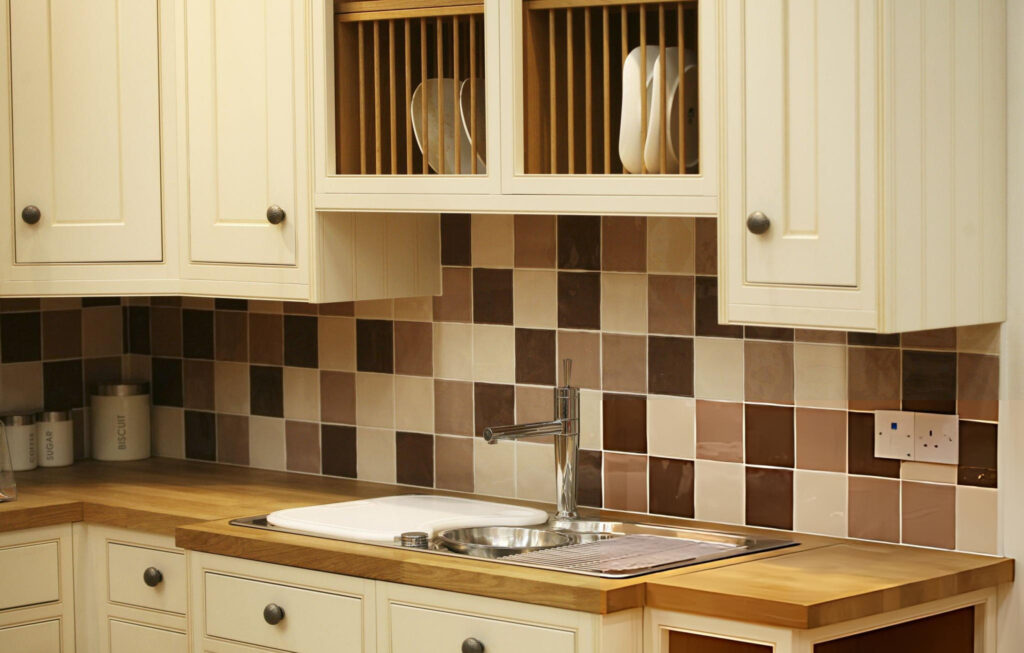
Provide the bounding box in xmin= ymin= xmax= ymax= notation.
xmin=92 ymin=382 xmax=150 ymax=397
xmin=1 ymin=413 xmax=35 ymax=426
xmin=36 ymin=410 xmax=71 ymax=422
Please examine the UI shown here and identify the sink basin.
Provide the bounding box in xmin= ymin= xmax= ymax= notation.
xmin=549 ymin=519 xmax=749 ymax=546
xmin=438 ymin=526 xmax=572 ymax=558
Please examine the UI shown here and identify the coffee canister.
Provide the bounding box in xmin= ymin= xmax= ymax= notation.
xmin=2 ymin=414 xmax=37 ymax=471
xmin=90 ymin=383 xmax=151 ymax=461
xmin=37 ymin=411 xmax=74 ymax=468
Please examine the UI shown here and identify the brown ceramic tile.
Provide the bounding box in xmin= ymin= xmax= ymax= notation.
xmin=745 ymin=467 xmax=793 ymax=530
xmin=249 ymin=313 xmax=283 ymax=365
xmin=558 ymin=215 xmax=601 ymax=270
xmin=602 ymin=393 xmax=647 ymax=453
xmin=151 ymin=358 xmax=183 ymax=407
xmin=695 ymin=400 xmax=743 ymax=462
xmin=184 ymin=410 xmax=216 ymax=461
xmin=319 ymin=371 xmax=356 ymax=424
xmin=1 ymin=298 xmax=41 ymax=312
xmin=43 ymin=359 xmax=83 ymax=411
xmin=902 ymin=328 xmax=957 ymax=350
xmin=284 ymin=315 xmax=319 ymax=368
xmin=745 ymin=404 xmax=794 ymax=467
xmin=515 ymin=329 xmax=556 ymax=385
xmin=516 ymin=385 xmax=554 ymax=425
xmin=184 ymin=360 xmax=216 ymax=411
xmin=556 ymin=330 xmax=601 ymax=389
xmin=848 ymin=332 xmax=900 ymax=347
xmin=441 ymin=213 xmax=472 ymax=266
xmin=603 ymin=453 xmax=647 ymax=512
xmin=648 ymin=275 xmax=694 ymax=336
xmin=42 ymin=309 xmax=81 ymax=360
xmin=901 ymin=481 xmax=955 ymax=549
xmin=745 ymin=341 xmax=794 ymax=405
xmin=284 ymin=421 xmax=320 ymax=473
xmin=578 ymin=449 xmax=603 ymax=508
xmin=217 ymin=414 xmax=250 ymax=466
xmin=602 ymin=216 xmax=646 ymax=272
xmin=182 ymin=309 xmax=214 ymax=359
xmin=283 ymin=302 xmax=318 ymax=315
xmin=958 ymin=421 xmax=997 ymax=488
xmin=848 ymin=347 xmax=901 ymax=411
xmin=435 ymin=436 xmax=474 ymax=492
xmin=394 ymin=321 xmax=433 ymax=376
xmin=321 ymin=424 xmax=357 ymax=477
xmin=215 ymin=299 xmax=247 ymax=311
xmin=215 ymin=311 xmax=248 ymax=363
xmin=514 ymin=214 xmax=556 ymax=268
xmin=249 ymin=365 xmax=283 ymax=418
xmin=356 ymin=319 xmax=394 ymax=373
xmin=795 ymin=408 xmax=846 ymax=472
xmin=848 ymin=412 xmax=900 ymax=477
xmin=83 ymin=356 xmax=121 ymax=395
xmin=318 ymin=302 xmax=355 ymax=316
xmin=396 ymin=431 xmax=434 ymax=487
xmin=794 ymin=329 xmax=846 ymax=345
xmin=474 ymin=383 xmax=514 ymax=437
xmin=648 ymin=336 xmax=693 ymax=397
xmin=693 ymin=218 xmax=717 ymax=276
xmin=557 ymin=272 xmax=601 ymax=330
xmin=473 ymin=269 xmax=514 ymax=325
xmin=902 ymin=350 xmax=956 ymax=414
xmin=433 ymin=267 xmax=473 ymax=323
xmin=957 ymin=354 xmax=998 ymax=421
xmin=1 ymin=311 xmax=41 ymax=362
xmin=150 ymin=297 xmax=182 ymax=307
xmin=434 ymin=379 xmax=474 ymax=436
xmin=848 ymin=476 xmax=900 ymax=542
xmin=695 ymin=277 xmax=742 ymax=338
xmin=151 ymin=307 xmax=182 ymax=357
xmin=649 ymin=457 xmax=695 ymax=518
xmin=602 ymin=334 xmax=647 ymax=393
xmin=745 ymin=326 xmax=794 ymax=341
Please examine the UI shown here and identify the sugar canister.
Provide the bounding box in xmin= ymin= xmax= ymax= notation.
xmin=2 ymin=413 xmax=37 ymax=471
xmin=37 ymin=411 xmax=74 ymax=467
xmin=90 ymin=383 xmax=151 ymax=461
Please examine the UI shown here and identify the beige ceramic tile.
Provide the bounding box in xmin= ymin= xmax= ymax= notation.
xmin=647 ymin=217 xmax=694 ymax=274
xmin=693 ymin=338 xmax=744 ymax=401
xmin=601 ymin=273 xmax=648 ymax=333
xmin=248 ymin=416 xmax=286 ymax=471
xmin=513 ymin=269 xmax=558 ymax=329
xmin=956 ymin=486 xmax=998 ymax=554
xmin=647 ymin=395 xmax=696 ymax=460
xmin=745 ymin=340 xmax=794 ymax=405
xmin=793 ymin=470 xmax=847 ymax=537
xmin=318 ymin=316 xmax=356 ymax=371
xmin=433 ymin=322 xmax=473 ymax=380
xmin=472 ymin=325 xmax=516 ymax=383
xmin=516 ymin=385 xmax=554 ymax=425
xmin=580 ymin=389 xmax=603 ymax=450
xmin=957 ymin=323 xmax=1001 ymax=354
xmin=694 ymin=460 xmax=745 ymax=525
xmin=355 ymin=372 xmax=395 ymax=428
xmin=248 ymin=300 xmax=284 ymax=314
xmin=900 ymin=461 xmax=958 ymax=484
xmin=474 ymin=439 xmax=516 ymax=498
xmin=0 ymin=362 xmax=43 ymax=413
xmin=82 ymin=306 xmax=123 ymax=358
xmin=516 ymin=442 xmax=556 ymax=503
xmin=214 ymin=362 xmax=250 ymax=415
xmin=395 ymin=375 xmax=434 ymax=433
xmin=152 ymin=406 xmax=184 ymax=459
xmin=393 ymin=296 xmax=433 ymax=322
xmin=283 ymin=367 xmax=320 ymax=422
xmin=472 ymin=214 xmax=515 ymax=267
xmin=794 ymin=343 xmax=847 ymax=409
xmin=356 ymin=427 xmax=396 ymax=483
xmin=354 ymin=299 xmax=394 ymax=319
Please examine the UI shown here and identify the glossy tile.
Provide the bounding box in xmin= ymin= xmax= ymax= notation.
xmin=603 ymin=452 xmax=647 ymax=512
xmin=394 ymin=321 xmax=433 ymax=376
xmin=473 ymin=324 xmax=516 ymax=383
xmin=214 ymin=362 xmax=249 ymax=415
xmin=901 ymin=461 xmax=957 ymax=484
xmin=558 ymin=215 xmax=601 ymax=270
xmin=647 ymin=274 xmax=694 ymax=336
xmin=183 ymin=359 xmax=215 ymax=411
xmin=513 ymin=269 xmax=558 ymax=328
xmin=474 ymin=438 xmax=515 ymax=497
xmin=649 ymin=457 xmax=695 ymax=518
xmin=516 ymin=441 xmax=556 ymax=503
xmin=955 ymin=486 xmax=998 ymax=554
xmin=433 ymin=267 xmax=473 ymax=323
xmin=473 ymin=382 xmax=515 ymax=437
xmin=42 ymin=310 xmax=81 ymax=361
xmin=319 ymin=371 xmax=355 ymax=424
xmin=393 ymin=297 xmax=432 ymax=322
xmin=248 ymin=416 xmax=285 ymax=471
xmin=794 ymin=343 xmax=847 ymax=410
xmin=695 ymin=277 xmax=742 ymax=338
xmin=434 ymin=379 xmax=474 ymax=436
xmin=356 ymin=427 xmax=396 ymax=483
xmin=396 ymin=431 xmax=434 ymax=487
xmin=284 ymin=315 xmax=319 ymax=368
xmin=433 ymin=322 xmax=473 ymax=380
xmin=318 ymin=316 xmax=356 ymax=371
xmin=793 ymin=470 xmax=847 ymax=537
xmin=694 ymin=460 xmax=744 ymax=524
xmin=958 ymin=420 xmax=997 ymax=488
xmin=395 ymin=375 xmax=434 ymax=433
xmin=744 ymin=341 xmax=794 ymax=405
xmin=902 ymin=481 xmax=955 ymax=549
xmin=902 ymin=328 xmax=957 ymax=350
xmin=283 ymin=367 xmax=319 ymax=422
xmin=151 ymin=358 xmax=183 ymax=407
xmin=580 ymin=389 xmax=603 ymax=450
xmin=847 ymin=476 xmax=900 ymax=543
xmin=0 ymin=362 xmax=43 ymax=413
xmin=601 ymin=273 xmax=648 ymax=333
xmin=848 ymin=347 xmax=901 ymax=411
xmin=249 ymin=313 xmax=283 ymax=366
xmin=514 ymin=214 xmax=556 ymax=268
xmin=647 ymin=395 xmax=696 ymax=460
xmin=602 ymin=334 xmax=647 ymax=393
xmin=356 ymin=319 xmax=394 ymax=374
xmin=515 ymin=329 xmax=556 ymax=385
xmin=321 ymin=424 xmax=357 ymax=477
xmin=557 ymin=272 xmax=601 ymax=330
xmin=693 ymin=337 xmax=743 ymax=401
xmin=578 ymin=449 xmax=603 ymax=507
xmin=516 ymin=384 xmax=555 ymax=426
xmin=215 ymin=311 xmax=248 ymax=363
xmin=902 ymin=350 xmax=957 ymax=414
xmin=744 ymin=326 xmax=794 ymax=342
xmin=647 ymin=217 xmax=694 ymax=274
xmin=556 ymin=330 xmax=601 ymax=389
xmin=152 ymin=406 xmax=185 ymax=459
xmin=848 ymin=332 xmax=900 ymax=347
xmin=957 ymin=353 xmax=998 ymax=421
xmin=473 ymin=268 xmax=514 ymax=325
xmin=795 ymin=408 xmax=846 ymax=473
xmin=435 ymin=435 xmax=474 ymax=492
xmin=602 ymin=393 xmax=647 ymax=453
xmin=848 ymin=411 xmax=900 ymax=477
xmin=745 ymin=404 xmax=794 ymax=468
xmin=83 ymin=306 xmax=122 ymax=358
xmin=695 ymin=400 xmax=743 ymax=463
xmin=249 ymin=365 xmax=284 ymax=418
xmin=217 ymin=414 xmax=250 ymax=466
xmin=440 ymin=213 xmax=471 ymax=266
xmin=472 ymin=214 xmax=514 ymax=268
xmin=602 ymin=216 xmax=646 ymax=272
xmin=745 ymin=467 xmax=793 ymax=530
xmin=181 ymin=309 xmax=214 ymax=360
xmin=355 ymin=372 xmax=394 ymax=428
xmin=150 ymin=307 xmax=182 ymax=357
xmin=42 ymin=360 xmax=83 ymax=411
xmin=957 ymin=323 xmax=1001 ymax=354
xmin=647 ymin=336 xmax=693 ymax=397
xmin=184 ymin=410 xmax=216 ymax=461
xmin=794 ymin=329 xmax=846 ymax=345
xmin=693 ymin=218 xmax=716 ymax=275
xmin=319 ymin=302 xmax=355 ymax=317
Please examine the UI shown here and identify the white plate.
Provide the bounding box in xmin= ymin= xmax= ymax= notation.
xmin=410 ymin=78 xmax=479 ymax=174
xmin=459 ymin=78 xmax=487 ymax=173
xmin=644 ymin=48 xmax=698 ymax=174
xmin=618 ymin=46 xmax=659 ymax=174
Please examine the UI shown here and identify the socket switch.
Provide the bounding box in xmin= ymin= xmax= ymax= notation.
xmin=874 ymin=410 xmax=914 ymax=461
xmin=914 ymin=412 xmax=959 ymax=465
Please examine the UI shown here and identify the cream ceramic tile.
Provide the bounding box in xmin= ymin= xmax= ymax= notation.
xmin=693 ymin=338 xmax=744 ymax=401
xmin=152 ymin=406 xmax=184 ymax=459
xmin=647 ymin=217 xmax=694 ymax=274
xmin=248 ymin=416 xmax=286 ymax=471
xmin=601 ymin=273 xmax=648 ymax=333
xmin=794 ymin=343 xmax=847 ymax=409
xmin=513 ymin=269 xmax=558 ymax=328
xmin=474 ymin=438 xmax=515 ymax=498
xmin=214 ymin=362 xmax=249 ymax=414
xmin=956 ymin=486 xmax=998 ymax=554
xmin=472 ymin=325 xmax=515 ymax=383
xmin=283 ymin=367 xmax=320 ymax=421
xmin=580 ymin=389 xmax=603 ymax=450
xmin=395 ymin=375 xmax=434 ymax=433
xmin=472 ymin=214 xmax=515 ymax=267
xmin=82 ymin=306 xmax=123 ymax=358
xmin=318 ymin=316 xmax=356 ymax=371
xmin=694 ymin=460 xmax=745 ymax=525
xmin=433 ymin=322 xmax=473 ymax=380
xmin=901 ymin=461 xmax=958 ymax=484
xmin=354 ymin=299 xmax=394 ymax=319
xmin=248 ymin=300 xmax=284 ymax=314
xmin=393 ymin=296 xmax=434 ymax=322
xmin=794 ymin=470 xmax=847 ymax=537
xmin=355 ymin=372 xmax=395 ymax=428
xmin=0 ymin=362 xmax=43 ymax=413
xmin=647 ymin=395 xmax=696 ymax=459
xmin=958 ymin=323 xmax=1001 ymax=354
xmin=516 ymin=441 xmax=556 ymax=503
xmin=356 ymin=427 xmax=396 ymax=483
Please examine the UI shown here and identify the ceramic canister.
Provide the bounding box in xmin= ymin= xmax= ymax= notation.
xmin=2 ymin=413 xmax=37 ymax=471
xmin=90 ymin=383 xmax=151 ymax=461
xmin=37 ymin=411 xmax=74 ymax=467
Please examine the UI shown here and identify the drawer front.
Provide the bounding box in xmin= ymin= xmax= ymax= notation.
xmin=388 ymin=603 xmax=575 ymax=653
xmin=0 ymin=619 xmax=61 ymax=652
xmin=108 ymin=542 xmax=187 ymax=614
xmin=0 ymin=542 xmax=60 ymax=611
xmin=110 ymin=619 xmax=186 ymax=653
xmin=204 ymin=572 xmax=366 ymax=653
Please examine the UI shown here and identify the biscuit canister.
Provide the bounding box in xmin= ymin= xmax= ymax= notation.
xmin=90 ymin=383 xmax=151 ymax=461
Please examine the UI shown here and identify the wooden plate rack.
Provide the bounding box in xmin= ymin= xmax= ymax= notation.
xmin=522 ymin=0 xmax=699 ymax=175
xmin=334 ymin=1 xmax=486 ymax=175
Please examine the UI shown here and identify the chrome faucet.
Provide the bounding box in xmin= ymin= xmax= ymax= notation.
xmin=483 ymin=359 xmax=580 ymax=520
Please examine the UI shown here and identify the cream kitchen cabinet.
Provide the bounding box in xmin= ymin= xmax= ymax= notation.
xmin=718 ymin=0 xmax=1007 ymax=332
xmin=0 ymin=525 xmax=76 ymax=652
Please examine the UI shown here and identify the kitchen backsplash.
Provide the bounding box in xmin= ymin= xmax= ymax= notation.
xmin=0 ymin=215 xmax=1001 ymax=554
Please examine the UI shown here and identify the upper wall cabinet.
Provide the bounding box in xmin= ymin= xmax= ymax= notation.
xmin=719 ymin=0 xmax=1006 ymax=333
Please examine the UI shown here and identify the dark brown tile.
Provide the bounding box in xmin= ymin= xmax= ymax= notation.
xmin=394 ymin=321 xmax=433 ymax=376
xmin=744 ymin=404 xmax=794 ymax=467
xmin=434 ymin=379 xmax=474 ymax=436
xmin=557 ymin=272 xmax=601 ymax=330
xmin=902 ymin=328 xmax=957 ymax=350
xmin=433 ymin=267 xmax=473 ymax=323
xmin=514 ymin=214 xmax=556 ymax=268
xmin=648 ymin=275 xmax=694 ymax=336
xmin=441 ymin=213 xmax=472 ymax=266
xmin=556 ymin=330 xmax=601 ymax=389
xmin=694 ymin=217 xmax=717 ymax=275
xmin=578 ymin=449 xmax=603 ymax=508
xmin=848 ymin=411 xmax=900 ymax=477
xmin=695 ymin=277 xmax=742 ymax=338
xmin=603 ymin=453 xmax=647 ymax=512
xmin=745 ymin=341 xmax=794 ymax=405
xmin=81 ymin=297 xmax=119 ymax=308
xmin=745 ymin=467 xmax=793 ymax=530
xmin=744 ymin=326 xmax=794 ymax=341
xmin=648 ymin=336 xmax=694 ymax=397
xmin=602 ymin=334 xmax=647 ymax=393
xmin=217 ymin=414 xmax=249 ymax=465
xmin=127 ymin=306 xmax=150 ymax=354
xmin=396 ymin=431 xmax=434 ymax=487
xmin=249 ymin=365 xmax=283 ymax=418
xmin=602 ymin=393 xmax=647 ymax=453
xmin=848 ymin=347 xmax=901 ymax=411
xmin=43 ymin=360 xmax=83 ymax=411
xmin=285 ymin=420 xmax=320 ymax=473
xmin=249 ymin=313 xmax=283 ymax=365
xmin=184 ymin=359 xmax=216 ymax=411
xmin=958 ymin=354 xmax=999 ymax=421
xmin=958 ymin=421 xmax=997 ymax=488
xmin=284 ymin=315 xmax=319 ymax=368
xmin=151 ymin=307 xmax=182 ymax=357
xmin=902 ymin=350 xmax=956 ymax=414
xmin=320 ymin=371 xmax=356 ymax=424
xmin=649 ymin=457 xmax=695 ymax=518
xmin=1 ymin=311 xmax=41 ymax=362
xmin=184 ymin=410 xmax=216 ymax=461
xmin=151 ymin=358 xmax=183 ymax=407
xmin=318 ymin=302 xmax=355 ymax=316
xmin=215 ymin=311 xmax=248 ymax=362
xmin=83 ymin=357 xmax=121 ymax=396
xmin=321 ymin=424 xmax=357 ymax=477
xmin=283 ymin=302 xmax=318 ymax=315
xmin=558 ymin=215 xmax=601 ymax=270
xmin=474 ymin=383 xmax=514 ymax=437
xmin=182 ymin=309 xmax=214 ymax=359
xmin=150 ymin=297 xmax=182 ymax=307
xmin=356 ymin=319 xmax=394 ymax=373
xmin=473 ymin=269 xmax=514 ymax=325
xmin=42 ymin=309 xmax=81 ymax=360
xmin=602 ymin=216 xmax=646 ymax=272
xmin=435 ymin=436 xmax=474 ymax=492
xmin=515 ymin=329 xmax=556 ymax=385
xmin=848 ymin=332 xmax=900 ymax=347
xmin=1 ymin=298 xmax=41 ymax=312
xmin=795 ymin=329 xmax=847 ymax=345
xmin=213 ymin=298 xmax=246 ymax=311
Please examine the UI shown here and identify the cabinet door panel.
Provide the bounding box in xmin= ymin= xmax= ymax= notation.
xmin=10 ymin=0 xmax=163 ymax=263
xmin=0 ymin=619 xmax=61 ymax=653
xmin=109 ymin=620 xmax=186 ymax=653
xmin=388 ymin=603 xmax=575 ymax=653
xmin=185 ymin=0 xmax=301 ymax=266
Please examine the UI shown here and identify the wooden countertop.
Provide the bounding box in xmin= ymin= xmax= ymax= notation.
xmin=0 ymin=460 xmax=1013 ymax=627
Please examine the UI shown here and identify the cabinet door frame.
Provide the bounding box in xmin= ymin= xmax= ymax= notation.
xmin=0 ymin=524 xmax=76 ymax=649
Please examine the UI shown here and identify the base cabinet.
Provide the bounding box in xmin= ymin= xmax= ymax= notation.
xmin=109 ymin=619 xmax=187 ymax=653
xmin=0 ymin=525 xmax=76 ymax=652
xmin=0 ymin=619 xmax=63 ymax=653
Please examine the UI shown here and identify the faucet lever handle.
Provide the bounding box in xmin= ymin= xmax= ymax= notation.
xmin=562 ymin=358 xmax=573 ymax=387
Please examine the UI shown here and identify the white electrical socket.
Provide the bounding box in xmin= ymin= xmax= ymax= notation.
xmin=914 ymin=413 xmax=960 ymax=465
xmin=874 ymin=410 xmax=915 ymax=460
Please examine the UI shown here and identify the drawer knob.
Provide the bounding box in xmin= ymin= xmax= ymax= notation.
xmin=462 ymin=637 xmax=485 ymax=653
xmin=263 ymin=603 xmax=285 ymax=625
xmin=21 ymin=205 xmax=41 ymax=225
xmin=142 ymin=567 xmax=163 ymax=587
xmin=746 ymin=211 xmax=771 ymax=235
xmin=266 ymin=205 xmax=286 ymax=225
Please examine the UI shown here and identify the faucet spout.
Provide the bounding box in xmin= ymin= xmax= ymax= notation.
xmin=483 ymin=420 xmax=563 ymax=443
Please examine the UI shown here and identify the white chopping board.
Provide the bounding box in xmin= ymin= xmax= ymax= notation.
xmin=267 ymin=495 xmax=549 ymax=544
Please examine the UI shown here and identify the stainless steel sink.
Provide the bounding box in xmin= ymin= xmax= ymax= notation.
xmin=438 ymin=526 xmax=572 ymax=558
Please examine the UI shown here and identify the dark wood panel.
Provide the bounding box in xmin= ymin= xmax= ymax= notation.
xmin=668 ymin=630 xmax=771 ymax=653
xmin=815 ymin=607 xmax=974 ymax=653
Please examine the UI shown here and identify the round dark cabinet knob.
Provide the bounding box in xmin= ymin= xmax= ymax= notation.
xmin=746 ymin=211 xmax=771 ymax=235
xmin=21 ymin=205 xmax=41 ymax=225
xmin=266 ymin=205 xmax=286 ymax=225
xmin=263 ymin=603 xmax=285 ymax=625
xmin=142 ymin=567 xmax=163 ymax=587
xmin=462 ymin=637 xmax=485 ymax=653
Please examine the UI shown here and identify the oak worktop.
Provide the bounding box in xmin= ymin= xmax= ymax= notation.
xmin=0 ymin=459 xmax=1012 ymax=628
